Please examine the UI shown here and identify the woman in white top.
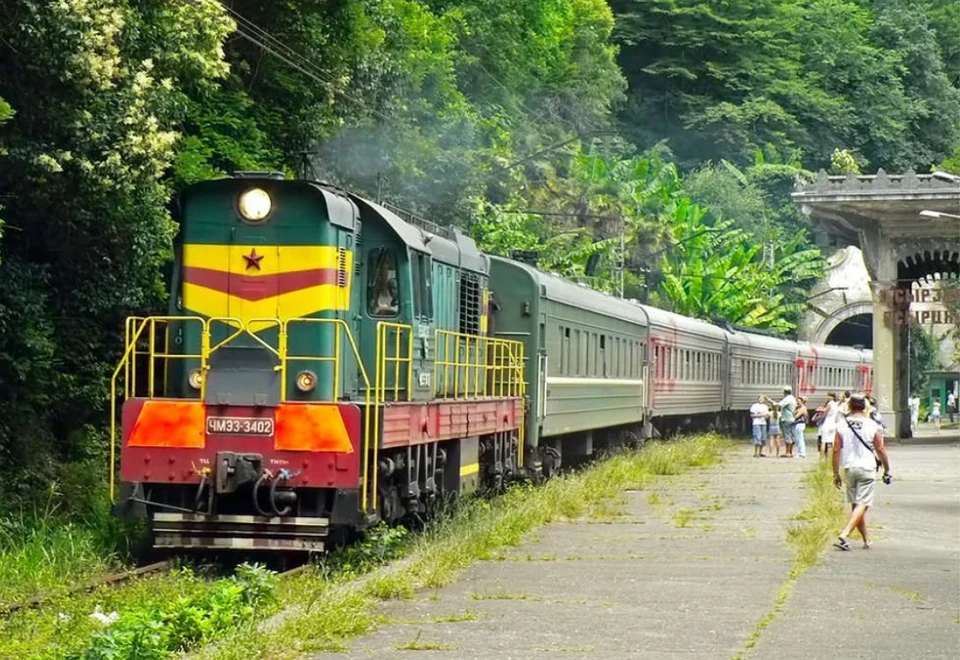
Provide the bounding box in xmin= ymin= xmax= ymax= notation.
xmin=819 ymin=392 xmax=839 ymax=459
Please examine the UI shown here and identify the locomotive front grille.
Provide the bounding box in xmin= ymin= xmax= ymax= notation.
xmin=152 ymin=513 xmax=329 ymax=552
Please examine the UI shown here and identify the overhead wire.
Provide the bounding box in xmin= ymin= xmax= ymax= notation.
xmin=182 ymin=0 xmax=401 ymax=127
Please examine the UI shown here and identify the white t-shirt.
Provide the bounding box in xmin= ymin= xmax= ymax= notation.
xmin=837 ymin=415 xmax=881 ymax=470
xmin=820 ymin=400 xmax=839 ymax=438
xmin=749 ymin=402 xmax=769 ymax=426
xmin=778 ymin=394 xmax=797 ymax=423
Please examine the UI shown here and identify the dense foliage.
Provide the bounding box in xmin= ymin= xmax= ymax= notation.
xmin=0 ymin=0 xmax=957 ymax=508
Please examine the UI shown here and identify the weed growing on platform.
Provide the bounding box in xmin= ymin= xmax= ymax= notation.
xmin=787 ymin=461 xmax=847 ymax=574
xmin=191 ymin=433 xmax=731 ymax=660
xmin=732 ymin=461 xmax=846 ymax=660
xmin=395 ymin=631 xmax=455 ymax=651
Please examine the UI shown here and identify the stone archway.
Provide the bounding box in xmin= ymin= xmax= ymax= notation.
xmin=810 ymin=301 xmax=874 ymax=345
xmin=793 ymin=169 xmax=960 ymax=439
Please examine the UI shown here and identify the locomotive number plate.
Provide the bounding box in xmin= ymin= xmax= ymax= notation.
xmin=206 ymin=416 xmax=274 ymax=436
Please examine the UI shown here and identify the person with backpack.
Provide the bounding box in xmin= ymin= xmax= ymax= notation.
xmin=833 ymin=393 xmax=892 ymax=551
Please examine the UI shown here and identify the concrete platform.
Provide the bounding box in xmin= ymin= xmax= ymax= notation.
xmin=314 ymin=435 xmax=960 ymax=659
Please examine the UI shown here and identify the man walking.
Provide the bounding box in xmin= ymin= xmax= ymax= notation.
xmin=833 ymin=393 xmax=892 ymax=551
xmin=948 ymin=390 xmax=956 ymax=424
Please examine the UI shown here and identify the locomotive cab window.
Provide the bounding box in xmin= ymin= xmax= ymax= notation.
xmin=368 ymin=248 xmax=400 ymax=317
xmin=411 ymin=250 xmax=432 ymax=320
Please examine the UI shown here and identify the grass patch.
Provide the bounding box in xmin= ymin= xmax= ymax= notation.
xmin=0 ymin=506 xmax=119 ymax=607
xmin=188 ymin=433 xmax=731 ymax=660
xmin=0 ymin=564 xmax=230 ymax=660
xmin=731 ymin=461 xmax=846 ymax=660
xmin=430 ymin=610 xmax=479 ymax=623
xmin=471 ymin=591 xmax=541 ymax=601
xmin=889 ymin=587 xmax=923 ymax=602
xmin=396 ymin=631 xmax=456 ymax=651
xmin=671 ymin=508 xmax=697 ymax=528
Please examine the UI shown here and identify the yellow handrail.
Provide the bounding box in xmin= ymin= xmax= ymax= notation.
xmin=110 ymin=316 xmax=205 ymax=500
xmin=434 ymin=329 xmax=525 ymax=399
xmin=373 ymin=322 xmax=414 ymax=515
xmin=283 ymin=318 xmax=375 ymax=512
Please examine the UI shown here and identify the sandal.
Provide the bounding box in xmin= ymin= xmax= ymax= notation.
xmin=834 ymin=537 xmax=851 ymax=551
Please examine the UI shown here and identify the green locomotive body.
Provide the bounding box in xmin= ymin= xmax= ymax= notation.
xmin=114 ymin=174 xmax=524 ymax=551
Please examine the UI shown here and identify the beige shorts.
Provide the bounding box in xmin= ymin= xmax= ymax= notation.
xmin=844 ymin=466 xmax=877 ymax=506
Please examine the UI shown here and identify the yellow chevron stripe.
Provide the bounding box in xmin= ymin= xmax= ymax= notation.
xmin=183 ymin=283 xmax=352 ymax=322
xmin=183 ymin=244 xmax=344 ymax=274
xmin=459 ymin=462 xmax=479 ymax=477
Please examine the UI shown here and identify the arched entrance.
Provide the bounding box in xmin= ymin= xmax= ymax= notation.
xmin=825 ymin=313 xmax=873 ymax=348
xmin=793 ymin=169 xmax=960 ymax=438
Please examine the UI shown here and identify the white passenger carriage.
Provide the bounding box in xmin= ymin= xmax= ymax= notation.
xmin=643 ymin=306 xmax=728 ymax=417
xmin=726 ymin=330 xmax=801 ymax=411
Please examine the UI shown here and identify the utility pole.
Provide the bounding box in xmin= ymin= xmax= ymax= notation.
xmin=618 ymin=224 xmax=625 ymax=298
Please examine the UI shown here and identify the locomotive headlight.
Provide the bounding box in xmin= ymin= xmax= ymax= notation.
xmin=188 ymin=368 xmax=204 ymax=390
xmin=238 ymin=187 xmax=272 ymax=222
xmin=295 ymin=370 xmax=317 ymax=393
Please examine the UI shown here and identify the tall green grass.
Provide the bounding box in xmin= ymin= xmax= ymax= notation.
xmin=0 ymin=499 xmax=120 ymax=606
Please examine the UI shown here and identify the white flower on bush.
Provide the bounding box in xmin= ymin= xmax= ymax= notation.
xmin=89 ymin=605 xmax=119 ymax=626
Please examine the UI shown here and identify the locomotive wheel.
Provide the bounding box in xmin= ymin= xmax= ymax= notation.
xmin=624 ymin=430 xmax=644 ymax=449
xmin=542 ymin=446 xmax=562 ymax=480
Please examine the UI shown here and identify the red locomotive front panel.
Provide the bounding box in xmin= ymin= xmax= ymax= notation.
xmin=119 ymin=398 xmax=362 ymax=490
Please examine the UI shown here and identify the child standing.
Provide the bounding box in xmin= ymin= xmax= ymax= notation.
xmin=768 ymin=405 xmax=782 ymax=457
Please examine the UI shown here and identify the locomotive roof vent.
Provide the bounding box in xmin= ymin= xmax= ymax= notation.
xmin=231 ymin=170 xmax=286 ymax=180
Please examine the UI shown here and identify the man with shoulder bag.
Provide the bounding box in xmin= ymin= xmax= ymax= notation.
xmin=832 ymin=393 xmax=892 ymax=551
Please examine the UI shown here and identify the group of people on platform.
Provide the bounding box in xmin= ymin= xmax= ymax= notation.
xmin=750 ymin=388 xmax=893 ymax=551
xmin=748 ymin=386 xmax=808 ymax=458
xmin=910 ymin=390 xmax=957 ymax=434
xmin=748 ymin=388 xmax=885 ymax=459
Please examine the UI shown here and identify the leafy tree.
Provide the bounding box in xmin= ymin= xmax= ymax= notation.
xmin=870 ymin=0 xmax=960 ymax=169
xmin=612 ymin=0 xmax=960 ymax=172
xmin=653 ymin=199 xmax=823 ymax=334
xmin=910 ymin=322 xmax=942 ymax=397
xmin=829 ymin=148 xmax=862 ymax=175
xmin=0 ymin=96 xmax=12 ymax=252
xmin=0 ymin=0 xmax=232 ymax=501
xmin=936 ymin=145 xmax=960 ymax=174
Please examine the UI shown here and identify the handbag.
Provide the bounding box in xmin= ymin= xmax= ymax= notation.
xmin=843 ymin=416 xmax=883 ymax=470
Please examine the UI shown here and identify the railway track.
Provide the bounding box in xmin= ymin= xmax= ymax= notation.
xmin=0 ymin=559 xmax=311 ymax=618
xmin=0 ymin=560 xmax=173 ymax=617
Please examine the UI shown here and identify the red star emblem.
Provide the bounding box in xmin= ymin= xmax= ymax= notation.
xmin=242 ymin=249 xmax=264 ymax=271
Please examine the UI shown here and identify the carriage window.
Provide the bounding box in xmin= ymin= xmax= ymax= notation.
xmin=415 ymin=252 xmax=432 ymax=320
xmin=574 ymin=329 xmax=582 ymax=375
xmin=600 ymin=335 xmax=607 ymax=376
xmin=586 ymin=333 xmax=593 ymax=376
xmin=562 ymin=327 xmax=570 ymax=375
xmin=368 ymin=248 xmax=399 ymax=317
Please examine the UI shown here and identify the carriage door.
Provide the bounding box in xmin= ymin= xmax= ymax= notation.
xmin=411 ymin=249 xmax=434 ymax=399
xmin=538 ymin=314 xmax=548 ymax=422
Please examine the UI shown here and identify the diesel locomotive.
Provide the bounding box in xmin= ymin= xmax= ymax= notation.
xmin=111 ymin=172 xmax=872 ymax=553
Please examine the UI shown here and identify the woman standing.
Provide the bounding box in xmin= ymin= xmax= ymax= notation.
xmin=793 ymin=397 xmax=809 ymax=459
